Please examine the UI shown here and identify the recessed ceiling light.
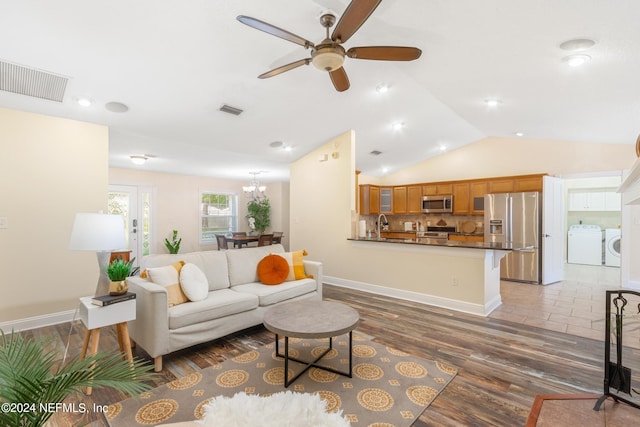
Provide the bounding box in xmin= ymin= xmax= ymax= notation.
xmin=77 ymin=97 xmax=92 ymax=107
xmin=484 ymin=99 xmax=501 ymax=107
xmin=283 ymin=145 xmax=292 ymax=152
xmin=515 ymin=132 xmax=524 ymax=137
xmin=130 ymin=155 xmax=148 ymax=165
xmin=391 ymin=121 xmax=404 ymax=131
xmin=563 ymin=54 xmax=591 ymax=67
xmin=439 ymin=144 xmax=447 ymax=152
xmin=382 ymin=167 xmax=389 ymax=174
xmin=559 ymin=38 xmax=596 ymax=52
xmin=105 ymin=101 xmax=129 ymax=113
xmin=376 ymin=83 xmax=390 ymax=93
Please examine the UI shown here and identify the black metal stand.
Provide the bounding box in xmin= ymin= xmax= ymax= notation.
xmin=594 ymin=290 xmax=640 ymax=411
xmin=274 ymin=331 xmax=353 ymax=388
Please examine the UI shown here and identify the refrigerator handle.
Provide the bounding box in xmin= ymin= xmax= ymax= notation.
xmin=507 ymin=196 xmax=513 ymax=243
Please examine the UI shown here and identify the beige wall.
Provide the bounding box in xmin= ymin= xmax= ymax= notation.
xmin=0 ymin=108 xmax=108 ymax=323
xmin=379 ymin=136 xmax=635 ymax=185
xmin=109 ymin=168 xmax=290 ymax=253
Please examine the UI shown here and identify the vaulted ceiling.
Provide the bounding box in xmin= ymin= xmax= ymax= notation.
xmin=1 ymin=0 xmax=638 ymax=182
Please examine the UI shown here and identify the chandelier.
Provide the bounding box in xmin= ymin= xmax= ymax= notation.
xmin=243 ymin=172 xmax=266 ymax=200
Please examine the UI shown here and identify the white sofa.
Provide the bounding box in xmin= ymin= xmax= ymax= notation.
xmin=126 ymin=244 xmax=322 ymax=371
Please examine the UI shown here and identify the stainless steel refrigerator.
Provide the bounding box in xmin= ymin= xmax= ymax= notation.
xmin=484 ymin=192 xmax=541 ymax=284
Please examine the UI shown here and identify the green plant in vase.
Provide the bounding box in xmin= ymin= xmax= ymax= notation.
xmin=246 ymin=198 xmax=271 ymax=235
xmin=106 ymin=257 xmax=136 ymax=295
xmin=164 ymin=229 xmax=181 ymax=254
xmin=0 ymin=331 xmax=157 ymax=427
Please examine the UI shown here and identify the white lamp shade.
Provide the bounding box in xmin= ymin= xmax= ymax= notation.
xmin=69 ymin=213 xmax=126 ymax=251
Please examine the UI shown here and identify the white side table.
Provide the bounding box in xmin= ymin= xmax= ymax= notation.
xmin=78 ymin=297 xmax=136 ymax=394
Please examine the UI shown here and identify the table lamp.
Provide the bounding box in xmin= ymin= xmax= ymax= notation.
xmin=69 ymin=213 xmax=126 ymax=296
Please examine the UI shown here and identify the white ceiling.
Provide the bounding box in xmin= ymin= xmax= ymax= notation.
xmin=1 ymin=0 xmax=639 ymax=183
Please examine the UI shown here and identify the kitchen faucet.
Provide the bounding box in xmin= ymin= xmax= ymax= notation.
xmin=377 ymin=213 xmax=389 ymax=240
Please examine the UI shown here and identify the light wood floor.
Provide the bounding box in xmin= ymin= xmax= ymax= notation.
xmin=23 ymin=264 xmax=639 ymax=426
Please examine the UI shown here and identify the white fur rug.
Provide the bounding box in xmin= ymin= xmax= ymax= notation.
xmin=199 ymin=391 xmax=350 ymax=427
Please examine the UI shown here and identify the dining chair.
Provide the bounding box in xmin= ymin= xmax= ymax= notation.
xmin=232 ymin=231 xmax=247 ymax=248
xmin=257 ymin=233 xmax=274 ymax=247
xmin=215 ymin=234 xmax=228 ymax=250
xmin=272 ymin=231 xmax=283 ymax=244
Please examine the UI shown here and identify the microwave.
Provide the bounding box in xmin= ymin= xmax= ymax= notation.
xmin=422 ymin=195 xmax=453 ymax=213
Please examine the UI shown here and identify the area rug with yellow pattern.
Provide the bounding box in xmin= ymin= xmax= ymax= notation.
xmin=106 ymin=333 xmax=457 ymax=427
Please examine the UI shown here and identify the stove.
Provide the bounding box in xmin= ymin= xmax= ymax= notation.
xmin=416 ymin=226 xmax=456 ymax=242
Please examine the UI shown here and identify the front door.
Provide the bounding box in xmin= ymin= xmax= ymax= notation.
xmin=108 ymin=185 xmax=152 ymax=263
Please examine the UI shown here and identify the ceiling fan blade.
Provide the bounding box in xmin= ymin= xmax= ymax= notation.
xmin=332 ymin=0 xmax=381 ymax=44
xmin=329 ymin=67 xmax=350 ymax=92
xmin=347 ymin=46 xmax=422 ymax=61
xmin=258 ymin=58 xmax=311 ymax=79
xmin=237 ymin=15 xmax=314 ymax=49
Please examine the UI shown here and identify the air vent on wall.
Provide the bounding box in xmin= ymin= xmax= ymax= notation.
xmin=219 ymin=104 xmax=244 ymax=116
xmin=0 ymin=60 xmax=68 ymax=102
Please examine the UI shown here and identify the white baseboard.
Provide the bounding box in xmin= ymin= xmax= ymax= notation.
xmin=324 ymin=276 xmax=500 ymax=317
xmin=0 ymin=308 xmax=78 ymax=333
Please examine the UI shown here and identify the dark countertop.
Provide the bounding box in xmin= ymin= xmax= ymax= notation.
xmin=348 ymin=237 xmax=522 ymax=251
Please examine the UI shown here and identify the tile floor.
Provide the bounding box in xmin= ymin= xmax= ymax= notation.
xmin=491 ymin=263 xmax=640 ymax=349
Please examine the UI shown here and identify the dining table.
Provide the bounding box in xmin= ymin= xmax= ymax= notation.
xmin=225 ymin=235 xmax=282 ymax=248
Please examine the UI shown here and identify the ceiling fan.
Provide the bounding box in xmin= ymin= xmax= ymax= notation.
xmin=237 ymin=0 xmax=422 ymax=92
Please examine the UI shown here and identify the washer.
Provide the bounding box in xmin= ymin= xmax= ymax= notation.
xmin=605 ymin=228 xmax=621 ymax=267
xmin=567 ymin=224 xmax=603 ymax=265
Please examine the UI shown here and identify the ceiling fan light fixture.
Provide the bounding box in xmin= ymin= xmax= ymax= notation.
xmin=311 ymin=46 xmax=345 ymax=72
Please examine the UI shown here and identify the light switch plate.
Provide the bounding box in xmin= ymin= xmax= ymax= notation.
xmin=0 ymin=217 xmax=7 ymax=229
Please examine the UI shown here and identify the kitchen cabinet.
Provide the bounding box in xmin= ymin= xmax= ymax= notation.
xmin=393 ymin=186 xmax=407 ymax=213
xmin=380 ymin=231 xmax=416 ymax=240
xmin=470 ymin=181 xmax=487 ymax=214
xmin=568 ymin=190 xmax=621 ymax=211
xmin=514 ymin=175 xmax=543 ymax=192
xmin=448 ymin=234 xmax=484 ymax=243
xmin=380 ymin=187 xmax=393 ymax=214
xmin=488 ymin=179 xmax=515 ymax=193
xmin=359 ymin=185 xmax=380 ymax=215
xmin=452 ymin=183 xmax=470 ymax=214
xmin=407 ymin=185 xmax=423 ymax=213
xmin=422 ymin=183 xmax=452 ymax=196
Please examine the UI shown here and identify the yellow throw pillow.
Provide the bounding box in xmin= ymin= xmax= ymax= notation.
xmin=145 ymin=261 xmax=188 ymax=307
xmin=277 ymin=250 xmax=313 ymax=282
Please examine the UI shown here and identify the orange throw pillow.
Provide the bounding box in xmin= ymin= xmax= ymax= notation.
xmin=257 ymin=254 xmax=290 ymax=285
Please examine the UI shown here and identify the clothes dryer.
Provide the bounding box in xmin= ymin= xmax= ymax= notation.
xmin=605 ymin=228 xmax=621 ymax=267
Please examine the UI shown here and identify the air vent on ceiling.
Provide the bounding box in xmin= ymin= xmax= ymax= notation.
xmin=219 ymin=104 xmax=243 ymax=116
xmin=0 ymin=60 xmax=68 ymax=102
xmin=370 ymin=150 xmax=382 ymax=156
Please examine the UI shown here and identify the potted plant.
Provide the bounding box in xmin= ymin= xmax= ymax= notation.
xmin=246 ymin=198 xmax=271 ymax=235
xmin=106 ymin=257 xmax=136 ymax=295
xmin=164 ymin=229 xmax=181 ymax=254
xmin=0 ymin=331 xmax=157 ymax=427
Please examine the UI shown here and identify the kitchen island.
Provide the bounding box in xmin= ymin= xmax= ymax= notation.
xmin=341 ymin=237 xmax=518 ymax=316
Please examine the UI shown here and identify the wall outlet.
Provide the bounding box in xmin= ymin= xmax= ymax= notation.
xmin=0 ymin=217 xmax=7 ymax=229
xmin=451 ymin=276 xmax=459 ymax=286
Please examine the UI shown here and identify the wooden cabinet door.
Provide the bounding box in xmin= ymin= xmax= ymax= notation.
xmin=436 ymin=183 xmax=453 ymax=194
xmin=470 ymin=181 xmax=487 ymax=214
xmin=422 ymin=184 xmax=437 ymax=196
xmin=407 ymin=185 xmax=422 ymax=213
xmin=359 ymin=185 xmax=380 ymax=214
xmin=488 ymin=179 xmax=515 ymax=193
xmin=514 ymin=175 xmax=543 ymax=192
xmin=393 ymin=186 xmax=407 ymax=213
xmin=452 ymin=183 xmax=470 ymax=214
xmin=422 ymin=183 xmax=452 ymax=195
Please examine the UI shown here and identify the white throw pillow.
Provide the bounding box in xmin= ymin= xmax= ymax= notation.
xmin=179 ymin=263 xmax=209 ymax=301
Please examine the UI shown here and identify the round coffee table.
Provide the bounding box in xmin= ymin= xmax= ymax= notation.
xmin=263 ymin=300 xmax=359 ymax=387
